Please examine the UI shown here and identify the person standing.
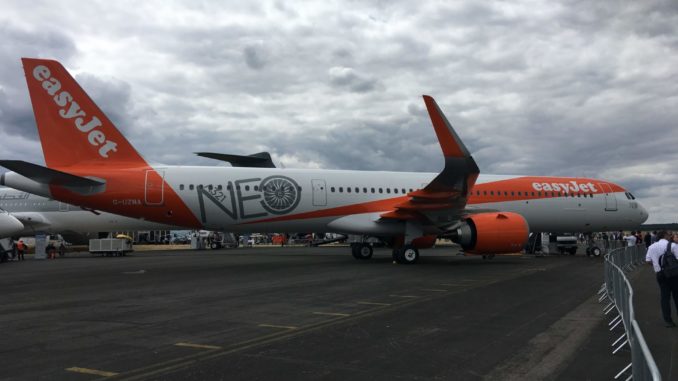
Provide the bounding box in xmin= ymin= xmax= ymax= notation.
xmin=623 ymin=232 xmax=637 ymax=247
xmin=644 ymin=231 xmax=652 ymax=248
xmin=16 ymin=240 xmax=25 ymax=261
xmin=645 ymin=231 xmax=678 ymax=327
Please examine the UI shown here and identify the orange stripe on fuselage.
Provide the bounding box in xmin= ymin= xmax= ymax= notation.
xmin=468 ymin=177 xmax=625 ymax=204
xmin=242 ymin=176 xmax=624 ymax=225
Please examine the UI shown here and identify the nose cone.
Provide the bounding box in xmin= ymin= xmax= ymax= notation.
xmin=638 ymin=203 xmax=649 ymax=224
xmin=0 ymin=212 xmax=24 ymax=237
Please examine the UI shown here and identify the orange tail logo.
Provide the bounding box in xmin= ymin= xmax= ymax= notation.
xmin=22 ymin=58 xmax=146 ymax=168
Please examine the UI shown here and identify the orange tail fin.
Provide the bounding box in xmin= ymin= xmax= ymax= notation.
xmin=22 ymin=58 xmax=147 ymax=168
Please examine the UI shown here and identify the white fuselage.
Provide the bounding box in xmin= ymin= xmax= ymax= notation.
xmin=158 ymin=166 xmax=647 ymax=234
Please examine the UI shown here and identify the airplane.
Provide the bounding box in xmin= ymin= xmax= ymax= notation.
xmin=0 ymin=58 xmax=649 ymax=264
xmin=0 ymin=187 xmax=177 ymax=242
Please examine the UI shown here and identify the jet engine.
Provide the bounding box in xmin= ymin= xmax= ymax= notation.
xmin=449 ymin=212 xmax=529 ymax=254
xmin=0 ymin=212 xmax=25 ymax=238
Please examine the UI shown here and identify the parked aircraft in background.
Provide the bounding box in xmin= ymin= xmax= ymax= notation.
xmin=0 ymin=188 xmax=176 ymax=242
xmin=0 ymin=207 xmax=24 ymax=237
xmin=0 ymin=58 xmax=649 ymax=264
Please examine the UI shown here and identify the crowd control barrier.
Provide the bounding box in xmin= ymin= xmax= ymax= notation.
xmin=600 ymin=245 xmax=660 ymax=381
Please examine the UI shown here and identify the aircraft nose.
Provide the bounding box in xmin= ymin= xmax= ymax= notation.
xmin=638 ymin=203 xmax=649 ymax=224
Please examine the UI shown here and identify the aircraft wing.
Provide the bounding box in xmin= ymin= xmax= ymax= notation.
xmin=195 ymin=152 xmax=276 ymax=168
xmin=379 ymin=96 xmax=480 ymax=230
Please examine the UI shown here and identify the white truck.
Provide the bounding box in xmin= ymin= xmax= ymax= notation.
xmin=89 ymin=238 xmax=133 ymax=256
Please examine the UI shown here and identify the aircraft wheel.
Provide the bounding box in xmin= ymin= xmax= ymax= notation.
xmin=590 ymin=247 xmax=602 ymax=257
xmin=352 ymin=244 xmax=373 ymax=260
xmin=393 ymin=245 xmax=419 ymax=264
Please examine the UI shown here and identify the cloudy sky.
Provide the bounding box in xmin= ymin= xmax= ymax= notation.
xmin=0 ymin=1 xmax=676 ymax=223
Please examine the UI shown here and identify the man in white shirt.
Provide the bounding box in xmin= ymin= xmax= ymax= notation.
xmin=623 ymin=232 xmax=637 ymax=247
xmin=645 ymin=231 xmax=678 ymax=327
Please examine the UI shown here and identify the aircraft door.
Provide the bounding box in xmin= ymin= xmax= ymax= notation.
xmin=145 ymin=169 xmax=165 ymax=206
xmin=311 ymin=179 xmax=327 ymax=206
xmin=599 ymin=183 xmax=617 ymax=211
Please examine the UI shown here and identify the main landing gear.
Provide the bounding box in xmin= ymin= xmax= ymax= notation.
xmin=351 ymin=243 xmax=373 ymax=260
xmin=392 ymin=245 xmax=419 ymax=265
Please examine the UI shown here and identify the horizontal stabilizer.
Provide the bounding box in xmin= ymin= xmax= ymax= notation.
xmin=195 ymin=152 xmax=276 ymax=168
xmin=0 ymin=160 xmax=105 ymax=194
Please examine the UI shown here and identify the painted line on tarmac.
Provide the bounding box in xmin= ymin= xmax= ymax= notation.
xmin=258 ymin=324 xmax=298 ymax=330
xmin=357 ymin=301 xmax=392 ymax=306
xmin=95 ymin=265 xmax=554 ymax=381
xmin=66 ymin=367 xmax=119 ymax=377
xmin=313 ymin=311 xmax=351 ymax=317
xmin=419 ymin=288 xmax=448 ymax=292
xmin=175 ymin=342 xmax=222 ymax=350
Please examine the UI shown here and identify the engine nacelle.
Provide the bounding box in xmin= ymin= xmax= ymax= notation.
xmin=451 ymin=212 xmax=529 ymax=254
xmin=0 ymin=212 xmax=25 ymax=238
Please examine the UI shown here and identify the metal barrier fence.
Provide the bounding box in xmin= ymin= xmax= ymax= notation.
xmin=600 ymin=245 xmax=661 ymax=381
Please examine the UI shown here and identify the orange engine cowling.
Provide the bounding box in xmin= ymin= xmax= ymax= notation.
xmin=452 ymin=212 xmax=529 ymax=254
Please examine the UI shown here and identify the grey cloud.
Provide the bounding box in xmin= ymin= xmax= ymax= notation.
xmin=243 ymin=44 xmax=267 ymax=70
xmin=328 ymin=66 xmax=379 ymax=93
xmin=75 ymin=74 xmax=135 ymax=135
xmin=0 ymin=22 xmax=77 ymax=139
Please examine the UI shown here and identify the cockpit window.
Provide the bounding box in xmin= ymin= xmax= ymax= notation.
xmin=628 ymin=192 xmax=636 ymax=200
xmin=624 ymin=192 xmax=636 ymax=200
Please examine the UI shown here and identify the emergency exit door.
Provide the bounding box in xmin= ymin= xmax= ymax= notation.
xmin=311 ymin=179 xmax=327 ymax=206
xmin=145 ymin=169 xmax=165 ymax=206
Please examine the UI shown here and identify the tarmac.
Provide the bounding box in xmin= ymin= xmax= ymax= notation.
xmin=0 ymin=246 xmax=668 ymax=380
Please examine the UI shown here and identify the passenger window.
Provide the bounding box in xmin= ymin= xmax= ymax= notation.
xmin=490 ymin=191 xmax=494 ymax=195
xmin=217 ymin=185 xmax=223 ymax=190
xmin=409 ymin=189 xmax=413 ymax=193
xmin=394 ymin=189 xmax=399 ymax=194
xmin=402 ymin=189 xmax=406 ymax=194
xmin=339 ymin=187 xmax=344 ymax=193
xmin=483 ymin=191 xmax=487 ymax=195
xmin=379 ymin=188 xmax=383 ymax=194
xmin=347 ymin=187 xmax=352 ymax=193
xmin=371 ymin=188 xmax=375 ymax=193
xmin=208 ymin=185 xmax=214 ymax=191
xmin=180 ymin=184 xmax=184 ymax=190
xmin=355 ymin=187 xmax=359 ymax=193
xmin=386 ymin=188 xmax=391 ymax=194
xmin=504 ymin=191 xmax=508 ymax=196
xmin=331 ymin=187 xmax=336 ymax=192
xmin=244 ymin=185 xmax=249 ymax=191
xmin=363 ymin=188 xmax=367 ymax=193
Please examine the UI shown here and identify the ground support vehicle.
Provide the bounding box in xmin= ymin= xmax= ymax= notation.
xmin=89 ymin=238 xmax=133 ymax=256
